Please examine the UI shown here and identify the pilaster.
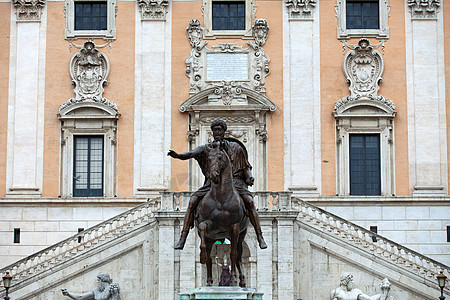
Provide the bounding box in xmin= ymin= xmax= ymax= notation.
xmin=134 ymin=0 xmax=172 ymax=196
xmin=283 ymin=0 xmax=321 ymax=196
xmin=405 ymin=0 xmax=447 ymax=196
xmin=6 ymin=0 xmax=46 ymax=197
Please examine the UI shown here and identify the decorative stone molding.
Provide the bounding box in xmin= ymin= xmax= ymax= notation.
xmin=13 ymin=0 xmax=46 ymax=22
xmin=138 ymin=0 xmax=169 ymax=21
xmin=185 ymin=19 xmax=270 ymax=96
xmin=408 ymin=0 xmax=440 ymax=19
xmin=335 ymin=0 xmax=390 ymax=39
xmin=62 ymin=40 xmax=114 ymax=112
xmin=186 ymin=19 xmax=205 ymax=48
xmin=251 ymin=19 xmax=269 ymax=47
xmin=338 ymin=39 xmax=394 ymax=109
xmin=285 ymin=0 xmax=316 ymax=20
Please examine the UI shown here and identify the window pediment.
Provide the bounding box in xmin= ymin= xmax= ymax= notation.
xmin=179 ymin=86 xmax=276 ymax=113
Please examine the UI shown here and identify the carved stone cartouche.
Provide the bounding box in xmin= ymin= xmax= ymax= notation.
xmin=60 ymin=40 xmax=118 ymax=112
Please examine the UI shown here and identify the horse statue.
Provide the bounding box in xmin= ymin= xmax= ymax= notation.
xmin=195 ymin=141 xmax=249 ymax=287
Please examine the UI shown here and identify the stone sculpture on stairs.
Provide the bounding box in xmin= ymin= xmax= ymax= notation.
xmin=61 ymin=273 xmax=121 ymax=300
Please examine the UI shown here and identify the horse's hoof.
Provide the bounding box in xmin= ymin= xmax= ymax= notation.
xmin=230 ymin=276 xmax=238 ymax=286
xmin=239 ymin=276 xmax=246 ymax=288
xmin=258 ymin=237 xmax=268 ymax=249
xmin=207 ymin=280 xmax=213 ymax=286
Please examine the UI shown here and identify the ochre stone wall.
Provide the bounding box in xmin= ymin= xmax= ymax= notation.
xmin=42 ymin=1 xmax=135 ymax=197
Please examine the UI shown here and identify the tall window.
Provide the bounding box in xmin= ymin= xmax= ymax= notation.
xmin=349 ymin=134 xmax=381 ymax=195
xmin=346 ymin=0 xmax=379 ymax=30
xmin=75 ymin=1 xmax=107 ymax=31
xmin=212 ymin=1 xmax=245 ymax=30
xmin=73 ymin=136 xmax=104 ymax=197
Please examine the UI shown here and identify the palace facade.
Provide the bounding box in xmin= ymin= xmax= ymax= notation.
xmin=0 ymin=0 xmax=449 ymax=299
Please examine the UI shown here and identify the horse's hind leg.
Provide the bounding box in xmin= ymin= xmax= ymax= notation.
xmin=228 ymin=223 xmax=240 ymax=286
xmin=237 ymin=230 xmax=246 ymax=287
xmin=205 ymin=238 xmax=214 ymax=286
xmin=198 ymin=221 xmax=210 ymax=264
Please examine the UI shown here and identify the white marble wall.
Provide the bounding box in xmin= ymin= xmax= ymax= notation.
xmin=6 ymin=6 xmax=46 ymax=197
xmin=405 ymin=2 xmax=448 ymax=195
xmin=282 ymin=3 xmax=321 ymax=196
xmin=134 ymin=5 xmax=172 ymax=196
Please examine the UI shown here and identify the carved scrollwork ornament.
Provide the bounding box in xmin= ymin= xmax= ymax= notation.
xmin=285 ymin=0 xmax=316 ymax=19
xmin=137 ymin=0 xmax=169 ymax=21
xmin=187 ymin=19 xmax=204 ymax=48
xmin=13 ymin=0 xmax=46 ymax=21
xmin=251 ymin=19 xmax=269 ymax=48
xmin=408 ymin=0 xmax=440 ymax=19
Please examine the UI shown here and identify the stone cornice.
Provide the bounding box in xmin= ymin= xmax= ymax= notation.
xmin=13 ymin=0 xmax=46 ymax=22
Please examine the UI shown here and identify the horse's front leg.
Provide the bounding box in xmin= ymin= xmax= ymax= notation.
xmin=198 ymin=221 xmax=211 ymax=264
xmin=228 ymin=223 xmax=240 ymax=286
xmin=205 ymin=238 xmax=215 ymax=286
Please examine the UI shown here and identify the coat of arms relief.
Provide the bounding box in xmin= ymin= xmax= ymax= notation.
xmin=60 ymin=41 xmax=118 ymax=112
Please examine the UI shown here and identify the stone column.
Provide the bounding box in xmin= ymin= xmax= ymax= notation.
xmin=134 ymin=0 xmax=171 ymax=197
xmin=406 ymin=0 xmax=447 ymax=195
xmin=276 ymin=213 xmax=297 ymax=300
xmin=283 ymin=0 xmax=321 ymax=196
xmin=6 ymin=0 xmax=46 ymax=197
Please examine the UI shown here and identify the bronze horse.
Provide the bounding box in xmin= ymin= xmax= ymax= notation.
xmin=195 ymin=141 xmax=249 ymax=287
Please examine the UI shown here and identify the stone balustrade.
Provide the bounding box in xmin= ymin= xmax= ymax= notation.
xmin=292 ymin=196 xmax=450 ymax=294
xmin=0 ymin=198 xmax=159 ymax=288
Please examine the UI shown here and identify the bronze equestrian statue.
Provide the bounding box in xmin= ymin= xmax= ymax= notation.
xmin=167 ymin=120 xmax=267 ymax=286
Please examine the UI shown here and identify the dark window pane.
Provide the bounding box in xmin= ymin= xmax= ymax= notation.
xmin=350 ymin=134 xmax=381 ymax=195
xmin=212 ymin=1 xmax=245 ymax=30
xmin=74 ymin=136 xmax=104 ymax=197
xmin=75 ymin=2 xmax=107 ymax=31
xmin=346 ymin=0 xmax=379 ymax=30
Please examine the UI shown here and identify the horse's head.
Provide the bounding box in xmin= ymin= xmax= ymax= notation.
xmin=207 ymin=141 xmax=228 ymax=184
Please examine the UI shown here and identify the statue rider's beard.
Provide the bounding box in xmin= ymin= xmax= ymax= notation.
xmin=98 ymin=284 xmax=106 ymax=292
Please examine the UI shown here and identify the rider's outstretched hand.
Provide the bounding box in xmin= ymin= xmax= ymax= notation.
xmin=245 ymin=176 xmax=255 ymax=186
xmin=168 ymin=150 xmax=179 ymax=158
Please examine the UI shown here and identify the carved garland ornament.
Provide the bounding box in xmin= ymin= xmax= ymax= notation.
xmin=408 ymin=0 xmax=440 ymax=19
xmin=13 ymin=0 xmax=46 ymax=21
xmin=60 ymin=41 xmax=118 ymax=112
xmin=185 ymin=19 xmax=270 ymax=100
xmin=334 ymin=39 xmax=394 ymax=111
xmin=285 ymin=0 xmax=316 ymax=19
xmin=137 ymin=0 xmax=169 ymax=21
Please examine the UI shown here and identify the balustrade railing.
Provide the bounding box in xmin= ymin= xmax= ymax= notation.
xmin=0 ymin=198 xmax=159 ymax=287
xmin=292 ymin=197 xmax=449 ymax=290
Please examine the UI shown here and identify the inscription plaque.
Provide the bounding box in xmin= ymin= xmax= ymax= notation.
xmin=206 ymin=53 xmax=249 ymax=81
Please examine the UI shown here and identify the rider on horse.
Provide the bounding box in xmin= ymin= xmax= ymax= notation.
xmin=168 ymin=119 xmax=268 ymax=250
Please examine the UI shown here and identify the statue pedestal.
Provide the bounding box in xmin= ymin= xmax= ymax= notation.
xmin=179 ymin=286 xmax=263 ymax=299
